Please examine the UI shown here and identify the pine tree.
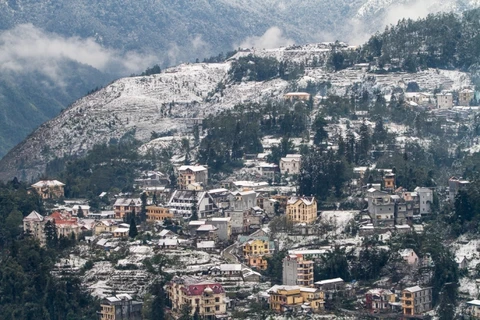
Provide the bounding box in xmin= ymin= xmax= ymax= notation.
xmin=44 ymin=220 xmax=58 ymax=248
xmin=190 ymin=190 xmax=199 ymax=221
xmin=129 ymin=217 xmax=138 ymax=238
xmin=77 ymin=206 xmax=84 ymax=218
xmin=140 ymin=192 xmax=148 ymax=222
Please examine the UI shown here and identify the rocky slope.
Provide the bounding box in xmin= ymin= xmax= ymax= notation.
xmin=1 ymin=0 xmax=479 ymax=157
xmin=0 ymin=44 xmax=471 ymax=182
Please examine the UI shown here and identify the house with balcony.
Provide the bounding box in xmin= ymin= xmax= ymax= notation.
xmin=113 ymin=198 xmax=141 ymax=219
xmin=166 ymin=276 xmax=227 ymax=319
xmin=283 ymin=254 xmax=314 ymax=287
xmin=240 ymin=236 xmax=274 ymax=270
xmin=365 ymin=289 xmax=396 ymax=312
xmin=267 ymin=285 xmax=324 ymax=314
xmin=178 ymin=165 xmax=208 ymax=190
xmin=167 ymin=190 xmax=218 ymax=219
xmin=402 ymin=286 xmax=432 ymax=316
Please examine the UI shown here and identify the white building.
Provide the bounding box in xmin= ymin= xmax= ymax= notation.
xmin=280 ymin=154 xmax=302 ymax=175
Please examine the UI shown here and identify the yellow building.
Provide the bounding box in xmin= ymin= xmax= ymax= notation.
xmin=286 ymin=197 xmax=317 ymax=224
xmin=31 ymin=180 xmax=65 ymax=199
xmin=94 ymin=220 xmax=118 ymax=235
xmin=146 ymin=205 xmax=173 ymax=222
xmin=402 ymin=286 xmax=432 ymax=315
xmin=268 ymin=285 xmax=324 ymax=313
xmin=178 ymin=165 xmax=208 ymax=190
xmin=166 ymin=276 xmax=227 ymax=318
xmin=242 ymin=237 xmax=273 ymax=270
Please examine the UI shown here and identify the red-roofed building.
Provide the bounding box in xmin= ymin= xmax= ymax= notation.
xmin=47 ymin=211 xmax=81 ymax=239
xmin=166 ymin=276 xmax=227 ymax=319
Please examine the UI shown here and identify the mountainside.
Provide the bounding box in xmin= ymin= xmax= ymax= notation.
xmin=0 ymin=43 xmax=471 ymax=182
xmin=0 ymin=0 xmax=479 ymax=158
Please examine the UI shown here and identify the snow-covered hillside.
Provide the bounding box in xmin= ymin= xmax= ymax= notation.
xmin=0 ymin=44 xmax=472 ymax=181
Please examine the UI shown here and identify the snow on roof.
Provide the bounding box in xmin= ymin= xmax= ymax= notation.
xmin=196 ymin=224 xmax=217 ymax=232
xmin=367 ymin=288 xmax=393 ymax=295
xmin=467 ymin=300 xmax=480 ymax=306
xmin=231 ymin=190 xmax=256 ymax=196
xmin=396 ymin=224 xmax=411 ymax=230
xmin=403 ymin=285 xmax=426 ymax=293
xmin=189 ymin=220 xmax=206 ymax=226
xmin=314 ymin=278 xmax=344 ymax=285
xmin=256 ymin=162 xmax=278 ymax=168
xmin=300 ymin=287 xmax=318 ymax=293
xmin=197 ymin=241 xmax=215 ymax=249
xmin=287 ymin=196 xmax=315 ymax=206
xmin=32 ymin=180 xmax=65 ymax=187
xmin=219 ymin=264 xmax=242 ymax=272
xmin=210 ymin=217 xmax=231 ymax=222
xmin=113 ymin=227 xmax=129 ymax=233
xmin=113 ymin=198 xmax=141 ymax=206
xmin=178 ymin=165 xmax=207 ymax=172
xmin=207 ymin=188 xmax=229 ymax=194
xmin=159 ymin=229 xmax=176 ymax=237
xmin=288 ymin=249 xmax=327 ymax=256
xmin=267 ymin=285 xmax=301 ymax=293
xmin=24 ymin=210 xmax=44 ymax=222
xmin=233 ymin=181 xmax=269 ymax=188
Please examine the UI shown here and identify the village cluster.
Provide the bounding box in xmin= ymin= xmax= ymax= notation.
xmin=21 ymin=151 xmax=480 ymax=320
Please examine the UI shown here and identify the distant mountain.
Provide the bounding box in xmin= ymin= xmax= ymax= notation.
xmin=0 ymin=0 xmax=479 ymax=158
xmin=0 ymin=41 xmax=471 ymax=182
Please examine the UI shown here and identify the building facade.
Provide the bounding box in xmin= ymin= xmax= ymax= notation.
xmin=114 ymin=198 xmax=142 ymax=219
xmin=99 ymin=294 xmax=143 ymax=320
xmin=166 ymin=277 xmax=227 ymax=319
xmin=280 ymin=154 xmax=302 ymax=175
xmin=282 ymin=254 xmax=314 ymax=287
xmin=31 ymin=180 xmax=65 ymax=199
xmin=286 ymin=197 xmax=317 ymax=224
xmin=402 ymin=286 xmax=432 ymax=315
xmin=268 ymin=285 xmax=324 ymax=314
xmin=178 ymin=165 xmax=208 ymax=190
xmin=146 ymin=205 xmax=174 ymax=222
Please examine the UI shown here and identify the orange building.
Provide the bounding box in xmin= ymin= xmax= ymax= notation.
xmin=146 ymin=205 xmax=173 ymax=222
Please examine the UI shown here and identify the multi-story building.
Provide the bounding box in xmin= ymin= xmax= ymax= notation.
xmin=114 ymin=198 xmax=142 ymax=219
xmin=448 ymin=177 xmax=470 ymax=202
xmin=314 ymin=278 xmax=346 ymax=300
xmin=146 ymin=205 xmax=174 ymax=222
xmin=167 ymin=190 xmax=218 ymax=219
xmin=208 ymin=217 xmax=232 ymax=242
xmin=365 ymin=289 xmax=396 ymax=311
xmin=47 ymin=211 xmax=81 ymax=238
xmin=402 ymin=286 xmax=432 ymax=316
xmin=99 ymin=294 xmax=143 ymax=320
xmin=282 ymin=254 xmax=314 ymax=287
xmin=383 ymin=173 xmax=396 ymax=191
xmin=280 ymin=154 xmax=302 ymax=175
xmin=31 ymin=180 xmax=65 ymax=199
xmin=255 ymin=162 xmax=279 ymax=180
xmin=23 ymin=211 xmax=46 ymax=244
xmin=166 ymin=277 xmax=227 ymax=319
xmin=268 ymin=285 xmax=324 ymax=313
xmin=227 ymin=190 xmax=257 ymax=212
xmin=436 ymin=92 xmax=453 ymax=109
xmin=414 ymin=187 xmax=433 ymax=215
xmin=459 ymin=88 xmax=475 ymax=106
xmin=178 ymin=165 xmax=208 ymax=190
xmin=241 ymin=237 xmax=274 ymax=270
xmin=367 ymin=189 xmax=395 ymax=227
xmin=286 ymin=196 xmax=317 ymax=224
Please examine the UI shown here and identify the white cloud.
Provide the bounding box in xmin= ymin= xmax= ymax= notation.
xmin=382 ymin=0 xmax=443 ymax=26
xmin=0 ymin=24 xmax=157 ymax=85
xmin=237 ymin=26 xmax=294 ymax=50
